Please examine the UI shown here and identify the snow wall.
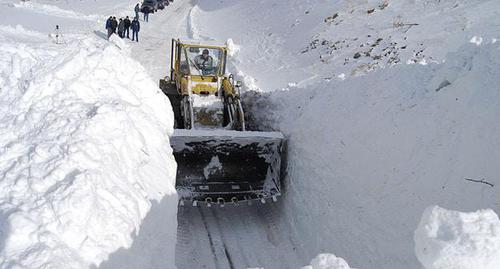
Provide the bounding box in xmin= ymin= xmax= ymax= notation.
xmin=189 ymin=0 xmax=500 ymax=268
xmin=264 ymin=42 xmax=500 ymax=269
xmin=0 ymin=25 xmax=177 ymax=268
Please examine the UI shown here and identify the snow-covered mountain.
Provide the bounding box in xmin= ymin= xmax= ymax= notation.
xmin=0 ymin=0 xmax=499 ymax=268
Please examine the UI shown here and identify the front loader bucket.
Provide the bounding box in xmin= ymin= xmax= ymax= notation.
xmin=170 ymin=129 xmax=284 ymax=205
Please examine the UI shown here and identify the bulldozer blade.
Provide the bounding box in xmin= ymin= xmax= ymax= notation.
xmin=170 ymin=129 xmax=284 ymax=204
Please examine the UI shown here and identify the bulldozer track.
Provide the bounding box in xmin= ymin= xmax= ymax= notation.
xmin=175 ymin=201 xmax=303 ymax=269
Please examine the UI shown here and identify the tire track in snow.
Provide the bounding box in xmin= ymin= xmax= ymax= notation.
xmin=186 ymin=3 xmax=196 ymax=40
xmin=176 ymin=202 xmax=304 ymax=269
xmin=176 ymin=205 xmax=219 ymax=268
xmin=199 ymin=207 xmax=232 ymax=269
xmin=186 ymin=4 xmax=212 ymax=41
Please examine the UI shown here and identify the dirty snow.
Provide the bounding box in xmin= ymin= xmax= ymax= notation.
xmin=203 ymin=156 xmax=222 ymax=180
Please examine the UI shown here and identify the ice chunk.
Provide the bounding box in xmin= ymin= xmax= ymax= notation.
xmin=302 ymin=254 xmax=354 ymax=269
xmin=414 ymin=206 xmax=500 ymax=269
xmin=470 ymin=36 xmax=484 ymax=46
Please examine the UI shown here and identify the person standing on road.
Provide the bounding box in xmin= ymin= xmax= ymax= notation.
xmin=111 ymin=16 xmax=118 ymax=34
xmin=143 ymin=9 xmax=150 ymax=22
xmin=117 ymin=18 xmax=125 ymax=38
xmin=124 ymin=16 xmax=131 ymax=39
xmin=105 ymin=16 xmax=113 ymax=39
xmin=131 ymin=18 xmax=140 ymax=42
xmin=134 ymin=3 xmax=140 ymax=19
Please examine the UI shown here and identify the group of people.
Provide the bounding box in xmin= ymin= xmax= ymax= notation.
xmin=105 ymin=16 xmax=140 ymax=42
xmin=105 ymin=1 xmax=171 ymax=42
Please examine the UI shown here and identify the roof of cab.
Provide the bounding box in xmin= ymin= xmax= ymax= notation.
xmin=177 ymin=39 xmax=228 ymax=48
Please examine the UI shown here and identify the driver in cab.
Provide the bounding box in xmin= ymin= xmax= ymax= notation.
xmin=194 ymin=49 xmax=215 ymax=75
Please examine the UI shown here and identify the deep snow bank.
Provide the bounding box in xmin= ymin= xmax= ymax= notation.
xmin=415 ymin=206 xmax=500 ymax=269
xmin=0 ymin=26 xmax=177 ymax=268
xmin=258 ymin=42 xmax=500 ymax=269
xmin=189 ymin=0 xmax=500 ymax=268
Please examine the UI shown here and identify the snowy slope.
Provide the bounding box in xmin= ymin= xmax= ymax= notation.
xmin=186 ymin=0 xmax=500 ymax=268
xmin=191 ymin=0 xmax=500 ymax=89
xmin=0 ymin=0 xmax=138 ymax=33
xmin=0 ymin=2 xmax=177 ymax=269
xmin=264 ymin=42 xmax=500 ymax=269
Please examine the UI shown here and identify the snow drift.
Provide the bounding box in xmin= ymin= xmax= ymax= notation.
xmin=415 ymin=206 xmax=500 ymax=269
xmin=0 ymin=26 xmax=177 ymax=268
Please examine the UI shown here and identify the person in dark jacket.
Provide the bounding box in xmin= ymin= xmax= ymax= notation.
xmin=123 ymin=16 xmax=131 ymax=39
xmin=131 ymin=18 xmax=140 ymax=42
xmin=194 ymin=49 xmax=215 ymax=75
xmin=105 ymin=16 xmax=113 ymax=39
xmin=134 ymin=3 xmax=140 ymax=19
xmin=143 ymin=9 xmax=150 ymax=22
xmin=117 ymin=18 xmax=125 ymax=38
xmin=111 ymin=17 xmax=118 ymax=34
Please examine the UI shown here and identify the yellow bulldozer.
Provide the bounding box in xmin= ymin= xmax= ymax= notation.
xmin=160 ymin=39 xmax=284 ymax=206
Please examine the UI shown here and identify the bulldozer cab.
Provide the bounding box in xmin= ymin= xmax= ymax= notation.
xmin=170 ymin=39 xmax=228 ymax=95
xmin=185 ymin=47 xmax=222 ymax=76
